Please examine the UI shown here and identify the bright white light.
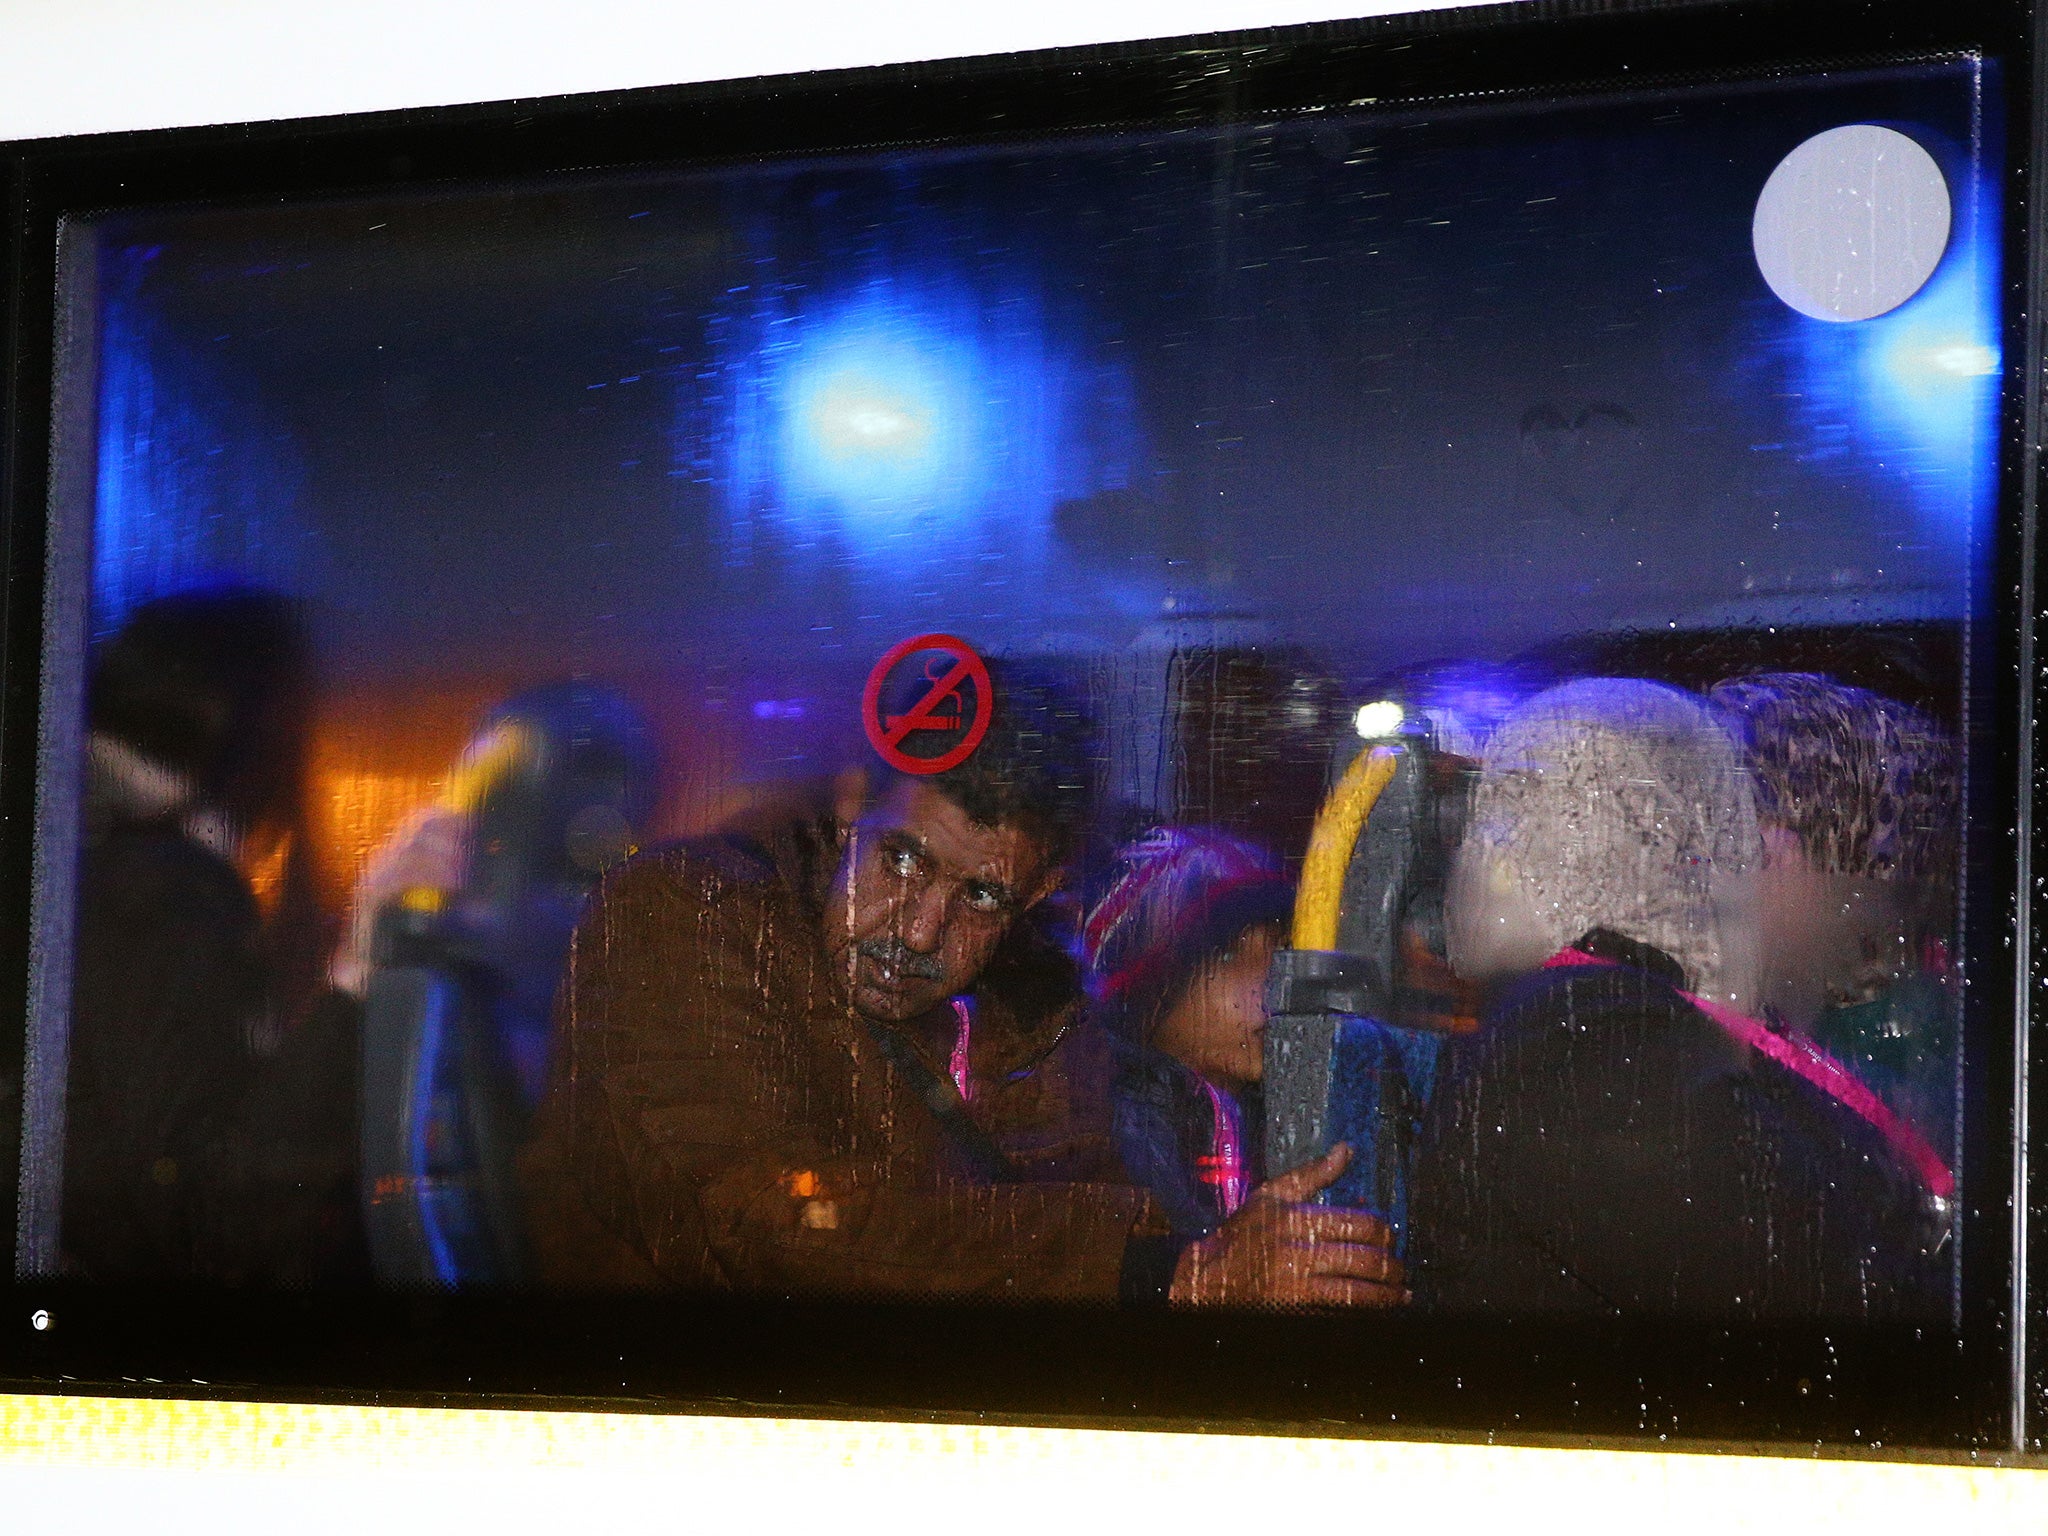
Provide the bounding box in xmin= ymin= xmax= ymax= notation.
xmin=1874 ymin=328 xmax=2002 ymax=399
xmin=1921 ymin=341 xmax=2000 ymax=377
xmin=1354 ymin=700 xmax=1404 ymax=738
xmin=810 ymin=375 xmax=931 ymax=457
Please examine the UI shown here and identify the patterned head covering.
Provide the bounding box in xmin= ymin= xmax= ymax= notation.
xmin=1460 ymin=678 xmax=1761 ymax=996
xmin=1707 ymin=673 xmax=1959 ymax=885
xmin=1082 ymin=827 xmax=1293 ymax=1043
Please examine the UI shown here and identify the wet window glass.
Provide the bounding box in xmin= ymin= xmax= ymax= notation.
xmin=26 ymin=58 xmax=1996 ymax=1325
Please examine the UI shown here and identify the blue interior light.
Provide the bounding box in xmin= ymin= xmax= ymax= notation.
xmin=782 ymin=315 xmax=965 ymax=510
xmin=697 ymin=253 xmax=1141 ymax=617
xmin=742 ymin=281 xmax=987 ymax=522
xmin=1779 ymin=192 xmax=2001 ymax=538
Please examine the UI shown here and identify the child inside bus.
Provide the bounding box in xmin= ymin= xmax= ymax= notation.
xmin=1082 ymin=828 xmax=1294 ymax=1237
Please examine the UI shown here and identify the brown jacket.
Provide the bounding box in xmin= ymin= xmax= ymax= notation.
xmin=519 ymin=814 xmax=1153 ymax=1299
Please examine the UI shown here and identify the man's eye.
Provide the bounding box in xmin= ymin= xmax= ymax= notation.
xmin=884 ymin=846 xmax=920 ymax=878
xmin=962 ymin=885 xmax=1006 ymax=915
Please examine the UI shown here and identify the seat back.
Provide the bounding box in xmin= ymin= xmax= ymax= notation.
xmin=358 ymin=681 xmax=655 ymax=1288
xmin=360 ymin=915 xmax=527 ymax=1287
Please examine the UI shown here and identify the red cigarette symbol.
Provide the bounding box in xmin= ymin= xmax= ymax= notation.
xmin=862 ymin=634 xmax=993 ymax=776
xmin=884 ymin=657 xmax=969 ymax=738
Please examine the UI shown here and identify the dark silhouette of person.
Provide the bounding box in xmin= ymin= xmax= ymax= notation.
xmin=64 ymin=585 xmax=358 ymax=1284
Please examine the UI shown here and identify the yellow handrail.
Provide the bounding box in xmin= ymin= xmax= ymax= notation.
xmin=1290 ymin=744 xmax=1400 ymax=952
xmin=440 ymin=720 xmax=536 ymax=815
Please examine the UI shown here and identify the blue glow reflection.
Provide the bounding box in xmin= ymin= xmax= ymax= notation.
xmin=689 ymin=241 xmax=1141 ymax=640
xmin=779 ymin=292 xmax=975 ymax=514
xmin=1863 ymin=261 xmax=2001 ymax=474
xmin=92 ymin=244 xmax=311 ymax=638
xmin=1781 ymin=163 xmax=2001 ymax=534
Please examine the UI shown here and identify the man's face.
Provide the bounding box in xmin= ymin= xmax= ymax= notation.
xmin=822 ymin=776 xmax=1058 ymax=1024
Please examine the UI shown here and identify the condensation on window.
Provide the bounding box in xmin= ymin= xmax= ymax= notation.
xmin=27 ymin=58 xmax=1991 ymax=1330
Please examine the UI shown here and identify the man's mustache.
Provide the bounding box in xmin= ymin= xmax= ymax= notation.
xmin=856 ymin=939 xmax=946 ymax=981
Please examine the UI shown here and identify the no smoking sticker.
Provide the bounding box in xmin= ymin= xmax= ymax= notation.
xmin=862 ymin=634 xmax=993 ymax=775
